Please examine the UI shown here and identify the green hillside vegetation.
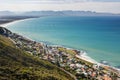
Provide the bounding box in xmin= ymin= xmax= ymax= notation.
xmin=0 ymin=35 xmax=74 ymax=80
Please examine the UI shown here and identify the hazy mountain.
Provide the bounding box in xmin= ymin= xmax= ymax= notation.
xmin=22 ymin=11 xmax=120 ymax=16
xmin=0 ymin=10 xmax=120 ymax=16
xmin=0 ymin=11 xmax=15 ymax=16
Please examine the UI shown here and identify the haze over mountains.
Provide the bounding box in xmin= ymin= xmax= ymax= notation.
xmin=0 ymin=11 xmax=120 ymax=16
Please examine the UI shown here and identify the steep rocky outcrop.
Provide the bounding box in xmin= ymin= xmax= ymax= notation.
xmin=0 ymin=27 xmax=12 ymax=37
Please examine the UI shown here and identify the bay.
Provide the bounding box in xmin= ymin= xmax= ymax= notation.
xmin=6 ymin=16 xmax=120 ymax=68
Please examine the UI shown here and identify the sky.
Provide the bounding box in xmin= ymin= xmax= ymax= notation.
xmin=0 ymin=0 xmax=120 ymax=14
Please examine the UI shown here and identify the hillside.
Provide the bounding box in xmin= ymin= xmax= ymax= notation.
xmin=0 ymin=35 xmax=74 ymax=80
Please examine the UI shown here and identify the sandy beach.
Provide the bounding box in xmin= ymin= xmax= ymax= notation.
xmin=0 ymin=18 xmax=37 ymax=27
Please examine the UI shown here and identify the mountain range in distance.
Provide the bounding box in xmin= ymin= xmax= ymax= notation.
xmin=0 ymin=10 xmax=120 ymax=16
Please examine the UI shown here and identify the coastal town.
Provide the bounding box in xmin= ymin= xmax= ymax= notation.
xmin=0 ymin=0 xmax=120 ymax=79
xmin=1 ymin=27 xmax=119 ymax=80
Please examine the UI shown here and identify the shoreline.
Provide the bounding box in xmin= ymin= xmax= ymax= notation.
xmin=0 ymin=17 xmax=99 ymax=64
xmin=50 ymin=44 xmax=120 ymax=72
xmin=51 ymin=44 xmax=98 ymax=64
xmin=0 ymin=17 xmax=39 ymax=27
xmin=0 ymin=18 xmax=120 ymax=74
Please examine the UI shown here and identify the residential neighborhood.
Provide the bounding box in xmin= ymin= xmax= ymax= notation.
xmin=8 ymin=33 xmax=120 ymax=80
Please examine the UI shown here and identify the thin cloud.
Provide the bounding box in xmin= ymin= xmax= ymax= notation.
xmin=0 ymin=0 xmax=120 ymax=13
xmin=23 ymin=0 xmax=66 ymax=4
xmin=24 ymin=0 xmax=120 ymax=3
xmin=22 ymin=0 xmax=120 ymax=4
xmin=1 ymin=0 xmax=120 ymax=4
xmin=16 ymin=0 xmax=120 ymax=4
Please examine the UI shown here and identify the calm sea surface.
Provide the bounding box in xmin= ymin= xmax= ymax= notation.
xmin=6 ymin=16 xmax=120 ymax=68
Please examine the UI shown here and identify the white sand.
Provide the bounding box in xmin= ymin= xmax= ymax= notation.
xmin=75 ymin=54 xmax=98 ymax=64
xmin=0 ymin=18 xmax=37 ymax=27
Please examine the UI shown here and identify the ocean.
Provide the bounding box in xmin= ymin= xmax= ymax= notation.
xmin=6 ymin=16 xmax=120 ymax=68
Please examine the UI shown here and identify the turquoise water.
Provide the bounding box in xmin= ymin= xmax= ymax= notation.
xmin=6 ymin=16 xmax=120 ymax=67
